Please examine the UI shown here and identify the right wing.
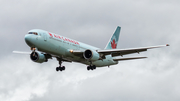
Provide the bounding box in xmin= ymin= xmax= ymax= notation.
xmin=98 ymin=44 xmax=169 ymax=57
xmin=68 ymin=44 xmax=169 ymax=61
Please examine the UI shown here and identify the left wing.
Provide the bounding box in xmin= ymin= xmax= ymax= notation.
xmin=13 ymin=51 xmax=31 ymax=54
xmin=13 ymin=51 xmax=72 ymax=62
xmin=97 ymin=44 xmax=169 ymax=57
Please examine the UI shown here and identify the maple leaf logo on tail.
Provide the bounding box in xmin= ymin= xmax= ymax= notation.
xmin=111 ymin=39 xmax=117 ymax=49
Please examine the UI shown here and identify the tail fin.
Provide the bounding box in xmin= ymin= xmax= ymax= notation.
xmin=105 ymin=26 xmax=121 ymax=49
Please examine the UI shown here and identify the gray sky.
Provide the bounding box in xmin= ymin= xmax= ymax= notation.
xmin=0 ymin=0 xmax=179 ymax=101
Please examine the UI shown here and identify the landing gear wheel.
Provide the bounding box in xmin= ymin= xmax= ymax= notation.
xmin=56 ymin=66 xmax=66 ymax=72
xmin=87 ymin=66 xmax=90 ymax=70
xmin=62 ymin=66 xmax=65 ymax=71
xmin=57 ymin=66 xmax=65 ymax=72
xmin=92 ymin=65 xmax=96 ymax=69
xmin=90 ymin=66 xmax=94 ymax=70
xmin=87 ymin=65 xmax=96 ymax=71
xmin=59 ymin=67 xmax=63 ymax=71
xmin=56 ymin=67 xmax=59 ymax=71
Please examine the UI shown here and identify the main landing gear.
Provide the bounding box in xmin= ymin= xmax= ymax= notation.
xmin=55 ymin=59 xmax=97 ymax=71
xmin=56 ymin=66 xmax=65 ymax=71
xmin=87 ymin=65 xmax=96 ymax=71
xmin=56 ymin=61 xmax=65 ymax=72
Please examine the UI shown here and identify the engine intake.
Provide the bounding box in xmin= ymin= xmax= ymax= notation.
xmin=83 ymin=49 xmax=100 ymax=61
xmin=30 ymin=52 xmax=47 ymax=63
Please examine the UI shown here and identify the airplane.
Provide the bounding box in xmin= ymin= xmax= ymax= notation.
xmin=13 ymin=26 xmax=169 ymax=72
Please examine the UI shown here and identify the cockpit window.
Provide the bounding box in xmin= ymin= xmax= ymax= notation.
xmin=28 ymin=32 xmax=38 ymax=35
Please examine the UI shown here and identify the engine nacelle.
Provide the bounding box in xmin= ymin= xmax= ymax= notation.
xmin=30 ymin=51 xmax=47 ymax=63
xmin=83 ymin=49 xmax=100 ymax=61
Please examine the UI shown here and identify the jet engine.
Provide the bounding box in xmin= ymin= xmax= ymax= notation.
xmin=30 ymin=51 xmax=47 ymax=63
xmin=83 ymin=49 xmax=100 ymax=61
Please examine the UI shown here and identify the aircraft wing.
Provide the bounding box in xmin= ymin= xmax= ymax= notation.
xmin=97 ymin=44 xmax=169 ymax=57
xmin=13 ymin=51 xmax=31 ymax=54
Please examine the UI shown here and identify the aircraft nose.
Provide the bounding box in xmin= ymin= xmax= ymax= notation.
xmin=25 ymin=34 xmax=30 ymax=42
xmin=25 ymin=34 xmax=33 ymax=47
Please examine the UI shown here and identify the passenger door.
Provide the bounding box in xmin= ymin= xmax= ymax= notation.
xmin=43 ymin=33 xmax=47 ymax=41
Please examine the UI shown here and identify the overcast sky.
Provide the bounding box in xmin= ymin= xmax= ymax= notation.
xmin=0 ymin=0 xmax=179 ymax=101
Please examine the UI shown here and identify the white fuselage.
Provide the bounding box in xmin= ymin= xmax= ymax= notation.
xmin=25 ymin=29 xmax=118 ymax=67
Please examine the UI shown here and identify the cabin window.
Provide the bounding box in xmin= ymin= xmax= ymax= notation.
xmin=28 ymin=32 xmax=38 ymax=35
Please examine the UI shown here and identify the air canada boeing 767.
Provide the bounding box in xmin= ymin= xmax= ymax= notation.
xmin=13 ymin=26 xmax=169 ymax=71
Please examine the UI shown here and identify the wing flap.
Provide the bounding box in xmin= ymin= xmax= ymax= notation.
xmin=113 ymin=57 xmax=147 ymax=61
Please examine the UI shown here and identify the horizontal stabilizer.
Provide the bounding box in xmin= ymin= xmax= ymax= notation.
xmin=113 ymin=57 xmax=147 ymax=61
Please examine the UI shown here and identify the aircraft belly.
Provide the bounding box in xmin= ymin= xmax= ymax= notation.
xmin=93 ymin=59 xmax=118 ymax=67
xmin=69 ymin=59 xmax=117 ymax=67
